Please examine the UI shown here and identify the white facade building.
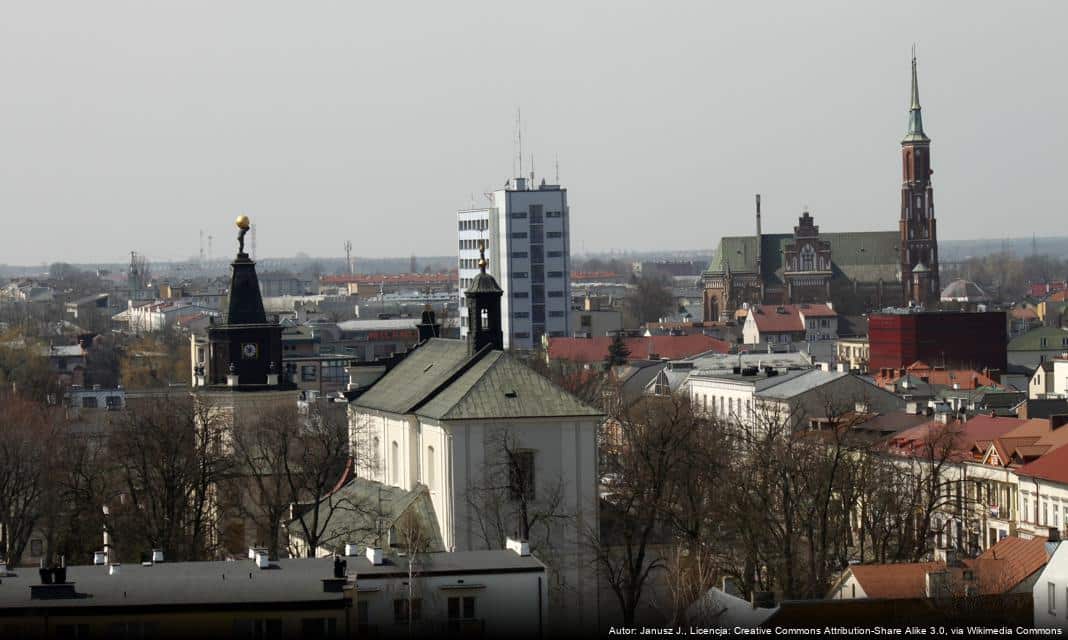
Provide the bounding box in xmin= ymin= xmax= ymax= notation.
xmin=352 ymin=547 xmax=549 ymax=638
xmin=458 ymin=176 xmax=571 ymax=350
xmin=349 ymin=340 xmax=601 ymax=632
xmin=1034 ymin=535 xmax=1068 ymax=629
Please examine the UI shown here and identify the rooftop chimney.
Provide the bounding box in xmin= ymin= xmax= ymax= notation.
xmin=750 ymin=590 xmax=776 ymax=609
xmin=255 ymin=552 xmax=269 ymax=569
xmin=344 ymin=543 xmax=359 ymax=557
xmin=152 ymin=549 xmax=164 ymax=563
xmin=109 ymin=563 xmax=121 ymax=576
xmin=333 ymin=556 xmax=347 ymax=579
xmin=506 ymin=538 xmax=531 ymax=557
xmin=366 ymin=547 xmax=384 ymax=566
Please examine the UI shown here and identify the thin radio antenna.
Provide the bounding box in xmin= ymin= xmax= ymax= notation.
xmin=554 ymin=154 xmax=559 ymax=184
xmin=514 ymin=108 xmax=523 ymax=178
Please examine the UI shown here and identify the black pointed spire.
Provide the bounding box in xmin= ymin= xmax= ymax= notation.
xmin=204 ymin=216 xmax=287 ymax=388
xmin=224 ymin=216 xmax=267 ymax=324
xmin=465 ymin=242 xmax=503 ymax=353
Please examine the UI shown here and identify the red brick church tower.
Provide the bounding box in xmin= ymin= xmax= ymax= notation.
xmin=900 ymin=51 xmax=940 ymax=306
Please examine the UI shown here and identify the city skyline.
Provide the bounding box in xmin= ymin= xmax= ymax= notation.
xmin=1 ymin=1 xmax=1066 ymax=265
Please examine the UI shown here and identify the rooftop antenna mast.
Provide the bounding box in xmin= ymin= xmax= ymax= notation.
xmin=207 ymin=235 xmax=213 ymax=264
xmin=555 ymin=154 xmax=559 ymax=184
xmin=514 ymin=108 xmax=523 ymax=178
xmin=199 ymin=230 xmax=205 ymax=267
xmin=344 ymin=240 xmax=353 ymax=275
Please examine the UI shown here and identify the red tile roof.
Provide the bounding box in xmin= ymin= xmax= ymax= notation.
xmin=546 ymin=334 xmax=729 ymax=363
xmin=968 ymin=535 xmax=1050 ymax=592
xmin=848 ymin=562 xmax=944 ymax=599
xmin=981 ymin=419 xmax=1068 ymax=466
xmin=748 ymin=305 xmax=804 ymax=333
xmin=572 ymin=271 xmax=624 ymax=281
xmin=888 ymin=416 xmax=1024 ymax=462
xmin=845 ymin=536 xmax=1048 ymax=600
xmin=1017 ymin=441 xmax=1068 ymax=484
xmin=874 ymin=361 xmax=1003 ymax=390
xmin=798 ymin=304 xmax=838 ymax=318
xmin=1031 ymin=282 xmax=1068 ymax=298
xmin=321 ymin=272 xmax=456 ymax=285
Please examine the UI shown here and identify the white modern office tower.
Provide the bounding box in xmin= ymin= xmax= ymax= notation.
xmin=458 ymin=176 xmax=571 ymax=350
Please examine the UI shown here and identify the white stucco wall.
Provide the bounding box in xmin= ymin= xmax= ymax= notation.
xmin=349 ymin=406 xmax=600 ymax=632
xmin=1034 ymin=542 xmax=1068 ymax=629
xmin=832 ymin=573 xmax=869 ymax=599
xmin=356 ymin=562 xmax=549 ymax=637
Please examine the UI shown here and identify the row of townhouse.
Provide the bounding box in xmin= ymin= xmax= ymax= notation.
xmin=113 ymin=299 xmax=221 ymax=333
xmin=0 ymin=546 xmax=547 ymax=639
xmin=885 ymin=414 xmax=1068 ymax=558
xmin=684 ymin=365 xmax=904 ymax=431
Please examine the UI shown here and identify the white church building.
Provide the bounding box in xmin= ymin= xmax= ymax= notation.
xmin=348 ymin=249 xmax=603 ymax=631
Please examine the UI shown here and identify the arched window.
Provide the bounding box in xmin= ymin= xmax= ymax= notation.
xmin=391 ymin=441 xmax=400 ymax=486
xmin=800 ymin=245 xmax=816 ymax=271
xmin=372 ymin=436 xmax=380 ymax=476
xmin=427 ymin=445 xmax=436 ymax=491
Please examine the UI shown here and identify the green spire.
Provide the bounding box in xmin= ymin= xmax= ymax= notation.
xmin=903 ymin=48 xmax=929 ymax=143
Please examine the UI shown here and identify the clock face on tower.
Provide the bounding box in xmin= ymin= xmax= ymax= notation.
xmin=241 ymin=342 xmax=259 ymax=359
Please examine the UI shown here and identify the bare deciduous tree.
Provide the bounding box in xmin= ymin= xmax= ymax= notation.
xmin=283 ymin=401 xmax=356 ymax=557
xmin=109 ymin=395 xmax=229 ymax=561
xmin=0 ymin=393 xmax=57 ymax=565
xmin=590 ymin=392 xmax=715 ymax=625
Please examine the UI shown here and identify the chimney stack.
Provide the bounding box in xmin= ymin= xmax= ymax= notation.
xmin=506 ymin=538 xmax=531 ymax=557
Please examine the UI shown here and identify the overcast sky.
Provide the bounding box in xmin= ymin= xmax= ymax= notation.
xmin=1 ymin=1 xmax=1065 ymax=265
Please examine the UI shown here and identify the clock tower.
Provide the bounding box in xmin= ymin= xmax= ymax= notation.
xmin=202 ymin=216 xmax=289 ymax=389
xmin=900 ymin=51 xmax=940 ymax=306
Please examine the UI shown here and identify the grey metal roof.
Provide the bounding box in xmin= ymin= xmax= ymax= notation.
xmin=353 ymin=338 xmax=602 ymax=421
xmin=416 ymin=351 xmax=603 ymax=420
xmin=690 ymin=367 xmax=813 ymax=391
xmin=940 ymin=279 xmax=989 ymax=302
xmin=353 ymin=339 xmax=475 ymax=414
xmin=336 ymin=318 xmax=418 ymax=332
xmin=754 ymin=370 xmax=852 ymax=400
xmin=0 ymin=552 xmax=543 ymax=610
xmin=0 ymin=558 xmax=346 ymax=609
xmin=354 ymin=549 xmax=545 ymax=578
xmin=466 ymin=271 xmax=503 ymax=295
xmin=651 ymin=352 xmax=815 ymax=394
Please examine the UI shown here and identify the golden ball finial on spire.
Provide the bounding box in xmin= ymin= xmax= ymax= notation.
xmin=477 ymin=241 xmax=488 ymax=271
xmin=235 ymin=215 xmax=251 ymax=230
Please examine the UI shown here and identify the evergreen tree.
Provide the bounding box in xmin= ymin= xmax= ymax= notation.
xmin=604 ymin=332 xmax=631 ymax=370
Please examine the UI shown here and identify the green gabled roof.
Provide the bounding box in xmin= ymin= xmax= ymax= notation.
xmin=354 ymin=338 xmax=602 ymax=421
xmin=705 ymin=230 xmax=900 ymax=283
xmin=707 ymin=235 xmax=764 ymax=273
xmin=417 ymin=351 xmax=603 ymax=421
xmin=296 ymin=479 xmax=445 ymax=554
xmin=353 ymin=338 xmax=475 ymax=414
xmin=1008 ymin=326 xmax=1068 ymax=351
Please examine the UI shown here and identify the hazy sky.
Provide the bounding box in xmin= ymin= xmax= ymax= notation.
xmin=2 ymin=1 xmax=1065 ymax=265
